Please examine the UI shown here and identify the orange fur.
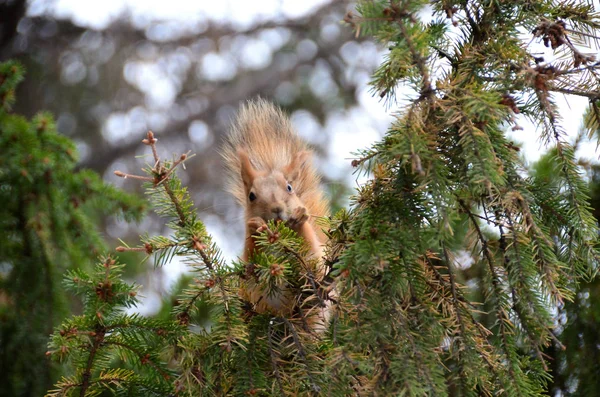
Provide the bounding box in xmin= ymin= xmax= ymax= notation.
xmin=221 ymin=99 xmax=329 ymax=315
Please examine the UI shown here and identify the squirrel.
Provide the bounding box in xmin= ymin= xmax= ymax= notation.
xmin=221 ymin=99 xmax=329 ymax=316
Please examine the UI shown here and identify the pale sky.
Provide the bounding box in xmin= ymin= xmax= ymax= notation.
xmin=28 ymin=0 xmax=333 ymax=30
xmin=27 ymin=0 xmax=594 ymax=165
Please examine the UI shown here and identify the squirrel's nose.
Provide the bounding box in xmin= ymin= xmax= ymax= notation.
xmin=271 ymin=206 xmax=283 ymax=217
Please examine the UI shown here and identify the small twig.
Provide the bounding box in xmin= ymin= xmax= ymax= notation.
xmin=115 ymin=246 xmax=148 ymax=253
xmin=350 ymin=151 xmax=379 ymax=168
xmin=548 ymin=85 xmax=600 ymax=100
xmin=555 ymin=60 xmax=600 ymax=76
xmin=114 ymin=134 xmax=190 ymax=188
xmin=470 ymin=212 xmax=504 ymax=227
xmin=79 ymin=329 xmax=105 ymax=397
xmin=143 ymin=130 xmax=160 ymax=164
xmin=154 ymin=152 xmax=191 ymax=187
xmin=548 ymin=328 xmax=566 ymax=351
xmin=113 ymin=170 xmax=154 ymax=182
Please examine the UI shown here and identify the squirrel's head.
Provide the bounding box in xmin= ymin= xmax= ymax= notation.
xmin=238 ymin=149 xmax=308 ymax=223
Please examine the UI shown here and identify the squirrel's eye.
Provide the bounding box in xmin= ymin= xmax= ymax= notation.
xmin=249 ymin=192 xmax=257 ymax=201
xmin=287 ymin=183 xmax=293 ymax=193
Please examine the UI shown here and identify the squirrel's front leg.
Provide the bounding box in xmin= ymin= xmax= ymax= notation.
xmin=287 ymin=206 xmax=309 ymax=231
xmin=244 ymin=217 xmax=267 ymax=261
xmin=248 ymin=216 xmax=267 ymax=234
xmin=287 ymin=207 xmax=324 ymax=265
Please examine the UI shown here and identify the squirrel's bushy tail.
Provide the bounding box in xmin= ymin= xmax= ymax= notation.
xmin=221 ymin=99 xmax=328 ymax=219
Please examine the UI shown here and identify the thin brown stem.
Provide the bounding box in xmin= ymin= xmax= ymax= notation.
xmin=154 ymin=153 xmax=190 ymax=185
xmin=143 ymin=131 xmax=160 ymax=164
xmin=113 ymin=171 xmax=154 ymax=182
xmin=548 ymin=85 xmax=600 ymax=100
xmin=79 ymin=329 xmax=105 ymax=397
xmin=161 ymin=180 xmax=187 ymax=226
xmin=396 ymin=16 xmax=432 ymax=98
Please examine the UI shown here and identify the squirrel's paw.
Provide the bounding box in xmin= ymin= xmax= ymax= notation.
xmin=287 ymin=206 xmax=308 ymax=230
xmin=248 ymin=217 xmax=267 ymax=235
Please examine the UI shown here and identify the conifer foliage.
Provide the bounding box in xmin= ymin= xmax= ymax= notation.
xmin=46 ymin=257 xmax=181 ymax=396
xmin=109 ymin=133 xmax=332 ymax=395
xmin=0 ymin=61 xmax=144 ymax=396
xmin=44 ymin=0 xmax=600 ymax=396
xmin=338 ymin=0 xmax=600 ymax=395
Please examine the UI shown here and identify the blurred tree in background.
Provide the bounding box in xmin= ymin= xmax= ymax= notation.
xmin=0 ymin=61 xmax=144 ymax=396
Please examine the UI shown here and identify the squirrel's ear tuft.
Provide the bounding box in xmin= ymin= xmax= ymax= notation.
xmin=284 ymin=150 xmax=310 ymax=182
xmin=238 ymin=149 xmax=256 ymax=191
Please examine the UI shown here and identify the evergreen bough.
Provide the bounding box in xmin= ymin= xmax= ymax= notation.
xmin=339 ymin=0 xmax=600 ymax=395
xmin=45 ymin=0 xmax=600 ymax=395
xmin=0 ymin=60 xmax=144 ymax=396
xmin=46 ymin=257 xmax=181 ymax=397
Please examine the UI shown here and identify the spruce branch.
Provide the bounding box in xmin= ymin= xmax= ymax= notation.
xmin=394 ymin=310 xmax=437 ymax=392
xmin=281 ymin=243 xmax=327 ymax=309
xmin=534 ymin=96 xmax=598 ymax=274
xmin=103 ymin=341 xmax=171 ymax=381
xmin=267 ymin=320 xmax=285 ymax=395
xmin=423 ymin=253 xmax=500 ymax=379
xmin=79 ymin=328 xmax=104 ymax=397
xmin=496 ymin=211 xmax=550 ymax=372
xmin=397 ymin=17 xmax=433 ymax=99
xmin=458 ymin=199 xmax=525 ymax=387
xmin=47 ymin=257 xmax=178 ymax=396
xmin=114 ymin=131 xmax=221 ymax=273
xmin=280 ymin=317 xmax=321 ymax=394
